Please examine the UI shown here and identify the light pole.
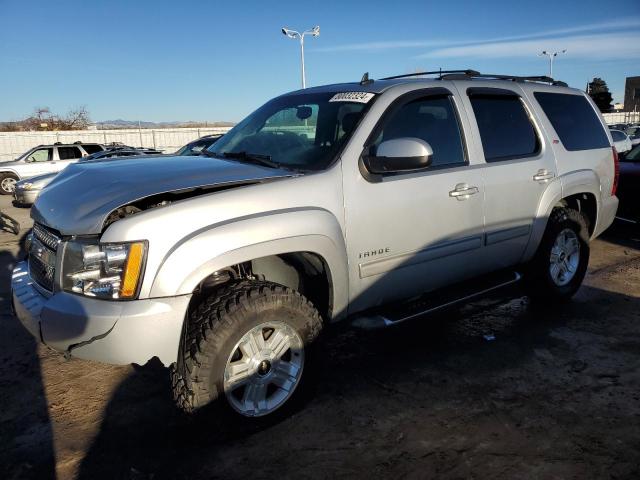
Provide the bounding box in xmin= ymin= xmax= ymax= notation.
xmin=538 ymin=49 xmax=566 ymax=78
xmin=281 ymin=26 xmax=320 ymax=88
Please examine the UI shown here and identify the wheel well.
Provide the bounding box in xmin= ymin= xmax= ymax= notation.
xmin=556 ymin=192 xmax=597 ymax=236
xmin=190 ymin=252 xmax=333 ymax=322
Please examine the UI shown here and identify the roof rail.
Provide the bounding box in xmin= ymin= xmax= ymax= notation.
xmin=440 ymin=71 xmax=568 ymax=87
xmin=379 ymin=69 xmax=480 ymax=81
xmin=375 ymin=69 xmax=567 ymax=87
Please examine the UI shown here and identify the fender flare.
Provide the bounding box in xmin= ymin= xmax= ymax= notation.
xmin=522 ymin=170 xmax=600 ymax=262
xmin=0 ymin=168 xmax=20 ymax=179
xmin=150 ymin=208 xmax=349 ymax=320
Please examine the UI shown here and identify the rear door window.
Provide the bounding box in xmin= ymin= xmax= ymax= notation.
xmin=57 ymin=146 xmax=83 ymax=160
xmin=468 ymin=93 xmax=539 ymax=162
xmin=534 ymin=92 xmax=610 ymax=151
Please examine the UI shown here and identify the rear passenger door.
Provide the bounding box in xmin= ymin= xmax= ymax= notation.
xmin=456 ymin=84 xmax=557 ymax=269
xmin=52 ymin=146 xmax=84 ymax=173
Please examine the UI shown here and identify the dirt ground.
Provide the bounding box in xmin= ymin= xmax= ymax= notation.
xmin=1 ymin=196 xmax=639 ymax=480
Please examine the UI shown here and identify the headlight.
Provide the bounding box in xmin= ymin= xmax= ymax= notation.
xmin=62 ymin=239 xmax=147 ymax=299
xmin=20 ymin=182 xmax=33 ymax=190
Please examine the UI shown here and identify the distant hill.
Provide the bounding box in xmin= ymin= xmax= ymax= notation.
xmin=96 ymin=119 xmax=235 ymax=129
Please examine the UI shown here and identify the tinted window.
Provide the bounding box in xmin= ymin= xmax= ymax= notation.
xmin=534 ymin=92 xmax=610 ymax=151
xmin=469 ymin=94 xmax=539 ymax=161
xmin=26 ymin=148 xmax=52 ymax=162
xmin=373 ymin=95 xmax=466 ymax=168
xmin=58 ymin=146 xmax=82 ymax=160
xmin=82 ymin=144 xmax=103 ymax=154
xmin=611 ymin=130 xmax=626 ymax=141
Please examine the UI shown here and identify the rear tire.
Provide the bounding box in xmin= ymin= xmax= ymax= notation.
xmin=526 ymin=207 xmax=590 ymax=301
xmin=170 ymin=280 xmax=323 ymax=420
xmin=0 ymin=173 xmax=18 ymax=195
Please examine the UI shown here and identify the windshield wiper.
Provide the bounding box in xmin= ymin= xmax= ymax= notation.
xmin=220 ymin=151 xmax=281 ymax=169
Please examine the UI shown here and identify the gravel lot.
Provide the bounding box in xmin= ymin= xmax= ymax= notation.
xmin=1 ymin=195 xmax=639 ymax=480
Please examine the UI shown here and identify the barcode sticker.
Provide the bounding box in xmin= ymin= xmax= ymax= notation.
xmin=329 ymin=92 xmax=375 ymax=103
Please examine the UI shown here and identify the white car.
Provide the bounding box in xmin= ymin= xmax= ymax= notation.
xmin=610 ymin=129 xmax=632 ymax=153
xmin=0 ymin=142 xmax=104 ymax=194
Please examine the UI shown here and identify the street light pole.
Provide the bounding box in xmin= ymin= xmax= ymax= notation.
xmin=538 ymin=49 xmax=567 ymax=78
xmin=282 ymin=26 xmax=320 ymax=89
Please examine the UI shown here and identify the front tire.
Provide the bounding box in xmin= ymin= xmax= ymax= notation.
xmin=171 ymin=280 xmax=323 ymax=419
xmin=526 ymin=207 xmax=590 ymax=301
xmin=0 ymin=173 xmax=18 ymax=195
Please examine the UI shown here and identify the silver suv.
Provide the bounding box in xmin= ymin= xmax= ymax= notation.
xmin=12 ymin=70 xmax=619 ymax=420
xmin=0 ymin=142 xmax=104 ymax=194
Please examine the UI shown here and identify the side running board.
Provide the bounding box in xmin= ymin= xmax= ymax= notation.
xmin=352 ymin=270 xmax=522 ymax=330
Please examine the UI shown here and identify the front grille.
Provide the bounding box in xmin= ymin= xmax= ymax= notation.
xmin=28 ymin=223 xmax=61 ymax=292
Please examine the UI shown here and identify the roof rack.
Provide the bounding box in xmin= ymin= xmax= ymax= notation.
xmin=374 ymin=69 xmax=567 ymax=87
xmin=440 ymin=72 xmax=568 ymax=87
xmin=379 ymin=69 xmax=480 ymax=81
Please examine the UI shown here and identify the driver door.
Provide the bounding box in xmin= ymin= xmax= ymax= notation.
xmin=342 ymin=89 xmax=488 ymax=313
xmin=21 ymin=147 xmax=54 ymax=177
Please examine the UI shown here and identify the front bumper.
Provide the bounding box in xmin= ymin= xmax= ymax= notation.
xmin=13 ymin=188 xmax=39 ymax=205
xmin=12 ymin=261 xmax=190 ymax=366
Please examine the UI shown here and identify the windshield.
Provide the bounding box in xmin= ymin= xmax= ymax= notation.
xmin=206 ymin=91 xmax=372 ymax=171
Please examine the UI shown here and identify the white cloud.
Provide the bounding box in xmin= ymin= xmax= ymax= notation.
xmin=313 ymin=17 xmax=640 ymax=54
xmin=421 ymin=32 xmax=640 ymax=59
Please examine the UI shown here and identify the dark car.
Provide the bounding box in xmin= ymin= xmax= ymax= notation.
xmin=84 ymin=146 xmax=163 ymax=161
xmin=175 ymin=135 xmax=222 ymax=156
xmin=617 ymin=145 xmax=640 ymax=223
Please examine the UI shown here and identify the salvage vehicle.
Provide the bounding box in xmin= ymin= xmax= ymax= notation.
xmin=12 ymin=70 xmax=618 ymax=420
xmin=12 ymin=147 xmax=163 ymax=206
xmin=0 ymin=142 xmax=104 ymax=194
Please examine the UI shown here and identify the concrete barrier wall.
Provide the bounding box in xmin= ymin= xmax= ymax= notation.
xmin=602 ymin=112 xmax=640 ymax=125
xmin=0 ymin=127 xmax=233 ymax=161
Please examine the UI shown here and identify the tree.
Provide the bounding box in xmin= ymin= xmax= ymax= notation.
xmin=4 ymin=106 xmax=92 ymax=131
xmin=588 ymin=78 xmax=613 ymax=113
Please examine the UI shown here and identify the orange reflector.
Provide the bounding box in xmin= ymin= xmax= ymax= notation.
xmin=120 ymin=242 xmax=144 ymax=298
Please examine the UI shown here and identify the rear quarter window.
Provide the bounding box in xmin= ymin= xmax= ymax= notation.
xmin=534 ymin=92 xmax=610 ymax=151
xmin=82 ymin=144 xmax=103 ymax=154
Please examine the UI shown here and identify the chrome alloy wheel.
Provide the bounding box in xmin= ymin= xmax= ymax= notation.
xmin=1 ymin=177 xmax=17 ymax=194
xmin=549 ymin=228 xmax=580 ymax=287
xmin=223 ymin=321 xmax=304 ymax=417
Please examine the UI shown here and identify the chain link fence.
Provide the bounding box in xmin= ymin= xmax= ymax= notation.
xmin=0 ymin=127 xmax=233 ymax=161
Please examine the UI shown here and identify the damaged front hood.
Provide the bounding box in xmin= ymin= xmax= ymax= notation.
xmin=32 ymin=154 xmax=297 ymax=235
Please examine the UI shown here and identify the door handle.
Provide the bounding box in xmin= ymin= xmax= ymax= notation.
xmin=533 ymin=169 xmax=555 ymax=182
xmin=449 ymin=183 xmax=479 ymax=200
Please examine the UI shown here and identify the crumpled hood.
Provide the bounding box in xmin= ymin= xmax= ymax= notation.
xmin=32 ymin=154 xmax=296 ymax=235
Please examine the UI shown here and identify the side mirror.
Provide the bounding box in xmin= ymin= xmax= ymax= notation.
xmin=366 ymin=138 xmax=433 ymax=174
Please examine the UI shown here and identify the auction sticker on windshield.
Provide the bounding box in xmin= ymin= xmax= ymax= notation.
xmin=329 ymin=92 xmax=375 ymax=103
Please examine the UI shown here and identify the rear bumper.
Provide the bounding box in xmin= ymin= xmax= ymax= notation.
xmin=593 ymin=195 xmax=619 ymax=239
xmin=11 ymin=261 xmax=190 ymax=366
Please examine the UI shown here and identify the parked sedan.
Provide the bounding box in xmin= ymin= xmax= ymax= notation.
xmin=611 ymin=129 xmax=633 ymax=153
xmin=616 ymin=144 xmax=640 ymax=224
xmin=175 ymin=135 xmax=222 ymax=156
xmin=12 ymin=147 xmax=163 ymax=206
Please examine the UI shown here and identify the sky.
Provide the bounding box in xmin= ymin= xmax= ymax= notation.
xmin=1 ymin=0 xmax=639 ymax=123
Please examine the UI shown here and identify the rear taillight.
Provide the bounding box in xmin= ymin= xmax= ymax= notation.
xmin=611 ymin=146 xmax=620 ymax=196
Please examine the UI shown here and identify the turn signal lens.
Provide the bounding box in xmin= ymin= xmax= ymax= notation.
xmin=120 ymin=242 xmax=145 ymax=298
